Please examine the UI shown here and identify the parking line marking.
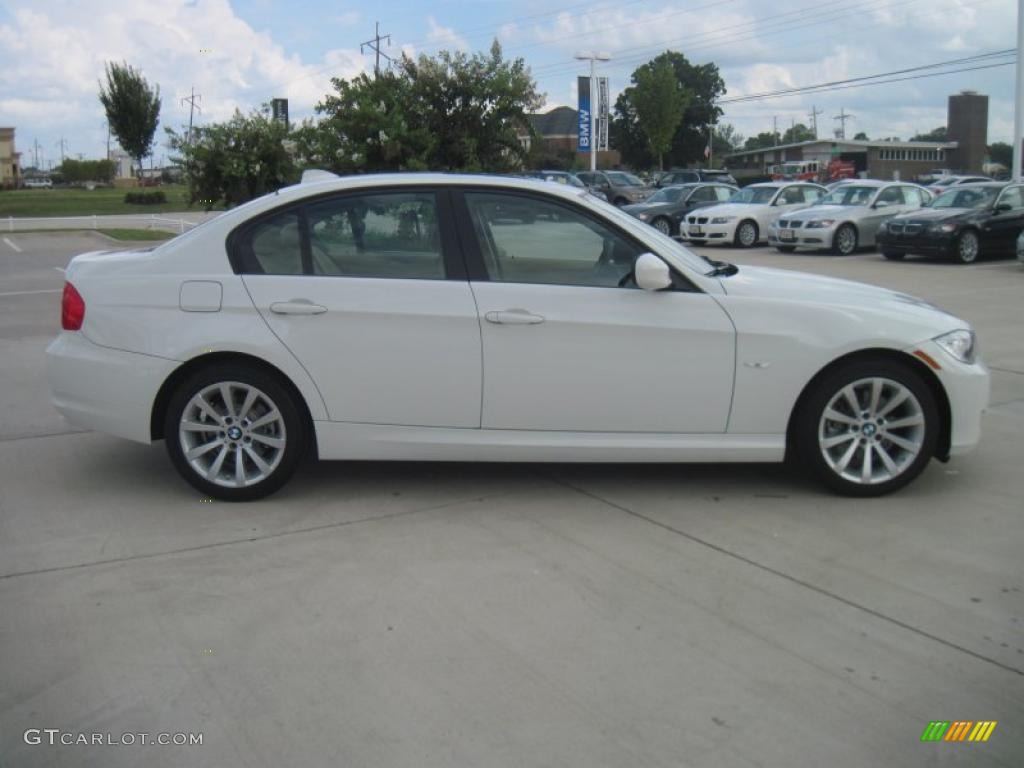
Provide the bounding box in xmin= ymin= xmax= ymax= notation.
xmin=0 ymin=288 xmax=62 ymax=297
xmin=3 ymin=237 xmax=22 ymax=252
xmin=53 ymin=267 xmax=65 ymax=273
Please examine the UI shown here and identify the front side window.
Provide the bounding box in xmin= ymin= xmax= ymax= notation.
xmin=930 ymin=187 xmax=999 ymax=209
xmin=875 ymin=186 xmax=905 ymax=206
xmin=688 ymin=186 xmax=716 ymax=202
xmin=607 ymin=171 xmax=644 ymax=187
xmin=714 ymin=186 xmax=735 ymax=201
xmin=778 ymin=186 xmax=807 ymax=205
xmin=732 ymin=186 xmax=776 ymax=204
xmin=821 ymin=185 xmax=875 ymax=206
xmin=902 ymin=186 xmax=925 ymax=207
xmin=996 ymin=186 xmax=1024 ymax=210
xmin=647 ymin=186 xmax=686 ymax=204
xmin=464 ymin=192 xmax=643 ymax=288
xmin=305 ymin=192 xmax=444 ymax=279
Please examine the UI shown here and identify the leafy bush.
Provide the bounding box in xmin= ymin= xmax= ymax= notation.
xmin=124 ymin=190 xmax=166 ymax=205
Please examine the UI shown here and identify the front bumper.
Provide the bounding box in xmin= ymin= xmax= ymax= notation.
xmin=877 ymin=230 xmax=956 ymax=256
xmin=681 ymin=219 xmax=735 ymax=242
xmin=767 ymin=223 xmax=836 ymax=248
xmin=46 ymin=332 xmax=178 ymax=444
xmin=911 ymin=339 xmax=990 ymax=457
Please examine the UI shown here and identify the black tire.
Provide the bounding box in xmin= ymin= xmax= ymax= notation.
xmin=734 ymin=220 xmax=759 ymax=248
xmin=954 ymin=229 xmax=980 ymax=264
xmin=164 ymin=363 xmax=308 ymax=501
xmin=776 ymin=245 xmax=797 ymax=253
xmin=792 ymin=358 xmax=939 ymax=497
xmin=832 ymin=223 xmax=858 ymax=255
xmin=651 ymin=217 xmax=672 ymax=236
xmin=881 ymin=249 xmax=905 ymax=260
xmin=614 ymin=197 xmax=629 ymax=207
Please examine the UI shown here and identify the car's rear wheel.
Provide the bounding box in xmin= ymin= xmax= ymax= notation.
xmin=165 ymin=364 xmax=307 ymax=501
xmin=735 ymin=220 xmax=758 ymax=247
xmin=651 ymin=217 xmax=672 ymax=236
xmin=955 ymin=230 xmax=979 ymax=263
xmin=833 ymin=224 xmax=858 ymax=255
xmin=793 ymin=359 xmax=938 ymax=496
xmin=881 ymin=249 xmax=905 ymax=260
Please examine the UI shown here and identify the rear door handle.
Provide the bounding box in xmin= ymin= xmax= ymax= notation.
xmin=484 ymin=309 xmax=545 ymax=325
xmin=270 ymin=300 xmax=327 ymax=315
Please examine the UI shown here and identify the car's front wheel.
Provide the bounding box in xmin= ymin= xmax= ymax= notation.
xmin=734 ymin=220 xmax=759 ymax=247
xmin=165 ymin=363 xmax=307 ymax=501
xmin=955 ymin=229 xmax=980 ymax=263
xmin=832 ymin=224 xmax=858 ymax=255
xmin=793 ymin=359 xmax=938 ymax=496
xmin=651 ymin=217 xmax=672 ymax=236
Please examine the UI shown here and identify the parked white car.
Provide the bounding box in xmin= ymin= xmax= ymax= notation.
xmin=681 ymin=182 xmax=827 ymax=247
xmin=23 ymin=177 xmax=53 ymax=189
xmin=767 ymin=181 xmax=933 ymax=255
xmin=47 ymin=173 xmax=989 ymax=500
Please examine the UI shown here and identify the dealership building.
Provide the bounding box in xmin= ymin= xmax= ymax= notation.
xmin=724 ymin=91 xmax=989 ymax=182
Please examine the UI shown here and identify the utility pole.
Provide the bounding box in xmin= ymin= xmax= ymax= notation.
xmin=1014 ymin=0 xmax=1024 ymax=179
xmin=180 ymin=87 xmax=202 ymax=143
xmin=55 ymin=137 xmax=68 ymax=164
xmin=772 ymin=116 xmax=778 ymax=145
xmin=808 ymin=105 xmax=823 ymax=139
xmin=361 ymin=21 xmax=392 ymax=77
xmin=833 ymin=107 xmax=853 ymax=140
xmin=33 ymin=138 xmax=40 ymax=169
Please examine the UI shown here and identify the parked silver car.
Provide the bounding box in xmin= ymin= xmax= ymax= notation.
xmin=768 ymin=181 xmax=933 ymax=255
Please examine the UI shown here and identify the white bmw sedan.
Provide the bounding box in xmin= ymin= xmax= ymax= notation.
xmin=682 ymin=182 xmax=827 ymax=247
xmin=47 ymin=173 xmax=989 ymax=500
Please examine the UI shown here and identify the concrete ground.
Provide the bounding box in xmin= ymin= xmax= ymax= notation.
xmin=1 ymin=230 xmax=1022 ymax=767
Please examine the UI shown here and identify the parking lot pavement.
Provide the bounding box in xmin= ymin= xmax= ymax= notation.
xmin=1 ymin=233 xmax=1022 ymax=767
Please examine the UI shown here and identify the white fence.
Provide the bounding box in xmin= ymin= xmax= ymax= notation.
xmin=5 ymin=213 xmax=215 ymax=234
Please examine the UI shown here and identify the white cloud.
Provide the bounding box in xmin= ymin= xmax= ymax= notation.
xmin=426 ymin=16 xmax=470 ymax=52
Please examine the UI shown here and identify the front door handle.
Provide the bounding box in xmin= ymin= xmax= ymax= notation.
xmin=484 ymin=309 xmax=545 ymax=325
xmin=270 ymin=300 xmax=327 ymax=315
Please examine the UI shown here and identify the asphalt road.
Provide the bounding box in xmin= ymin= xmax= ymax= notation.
xmin=1 ymin=230 xmax=1022 ymax=767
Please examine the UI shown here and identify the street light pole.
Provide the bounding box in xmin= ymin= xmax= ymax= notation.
xmin=1014 ymin=0 xmax=1024 ymax=180
xmin=575 ymin=51 xmax=610 ymax=172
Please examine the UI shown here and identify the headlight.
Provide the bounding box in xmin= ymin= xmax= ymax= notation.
xmin=805 ymin=219 xmax=835 ymax=229
xmin=929 ymin=223 xmax=957 ymax=234
xmin=934 ymin=329 xmax=976 ymax=364
xmin=711 ymin=216 xmax=734 ymax=224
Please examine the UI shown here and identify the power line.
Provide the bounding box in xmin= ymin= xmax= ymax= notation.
xmin=180 ymin=87 xmax=202 ymax=143
xmin=719 ymin=50 xmax=1015 ymax=104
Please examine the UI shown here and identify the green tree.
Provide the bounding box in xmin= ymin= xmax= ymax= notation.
xmin=611 ymin=51 xmax=725 ymax=169
xmin=630 ymin=60 xmax=687 ymax=170
xmin=781 ymin=123 xmax=815 ymax=144
xmin=98 ymin=62 xmax=161 ymax=180
xmin=711 ymin=123 xmax=743 ymax=164
xmin=853 ymin=131 xmax=869 ymax=140
xmin=167 ymin=107 xmax=299 ymax=208
xmin=987 ymin=141 xmax=1012 ymax=169
xmin=304 ymin=41 xmax=541 ymax=173
xmin=58 ymin=159 xmax=115 ymax=183
xmin=743 ymin=132 xmax=780 ymax=151
xmin=910 ymin=126 xmax=947 ymax=142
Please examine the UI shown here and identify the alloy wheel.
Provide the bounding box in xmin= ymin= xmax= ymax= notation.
xmin=835 ymin=225 xmax=857 ymax=255
xmin=178 ymin=381 xmax=287 ymax=488
xmin=957 ymin=231 xmax=979 ymax=263
xmin=653 ymin=218 xmax=671 ymax=236
xmin=737 ymin=221 xmax=757 ymax=247
xmin=817 ymin=377 xmax=926 ymax=485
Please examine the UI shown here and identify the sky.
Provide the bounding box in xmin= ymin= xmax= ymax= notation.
xmin=0 ymin=0 xmax=1017 ymax=168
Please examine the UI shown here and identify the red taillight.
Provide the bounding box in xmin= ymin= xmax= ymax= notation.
xmin=61 ymin=282 xmax=85 ymax=331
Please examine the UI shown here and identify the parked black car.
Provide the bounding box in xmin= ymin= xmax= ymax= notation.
xmin=877 ymin=182 xmax=1024 ymax=264
xmin=621 ymin=183 xmax=737 ymax=236
xmin=656 ymin=168 xmax=737 ymax=187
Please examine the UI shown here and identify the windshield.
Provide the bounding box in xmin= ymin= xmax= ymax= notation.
xmin=730 ymin=186 xmax=776 ymax=204
xmin=607 ymin=171 xmax=644 ymax=187
xmin=645 ymin=186 xmax=687 ymax=204
xmin=820 ymin=185 xmax=877 ymax=206
xmin=929 ymin=186 xmax=999 ymax=209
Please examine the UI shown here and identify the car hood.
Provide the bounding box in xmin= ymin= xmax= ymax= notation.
xmin=718 ymin=264 xmax=964 ymax=336
xmin=696 ymin=202 xmax=764 ymax=217
xmin=890 ymin=207 xmax=977 ymax=223
xmin=622 ymin=201 xmax=675 ymax=215
xmin=784 ymin=204 xmax=867 ymax=221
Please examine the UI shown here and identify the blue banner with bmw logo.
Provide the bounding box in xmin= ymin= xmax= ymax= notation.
xmin=577 ymin=76 xmax=591 ymax=152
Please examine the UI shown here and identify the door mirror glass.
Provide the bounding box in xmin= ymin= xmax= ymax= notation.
xmin=634 ymin=252 xmax=672 ymax=291
xmin=995 ymin=202 xmax=1012 ymax=213
xmin=873 ymin=200 xmax=891 ymax=209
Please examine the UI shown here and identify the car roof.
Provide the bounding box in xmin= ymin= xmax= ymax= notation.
xmin=749 ymin=181 xmax=822 ymax=189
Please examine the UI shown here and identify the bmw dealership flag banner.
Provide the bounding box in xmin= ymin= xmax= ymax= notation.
xmin=577 ymin=76 xmax=591 ymax=152
xmin=597 ymin=77 xmax=609 ymax=151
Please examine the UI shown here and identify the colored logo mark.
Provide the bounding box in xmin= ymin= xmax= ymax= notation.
xmin=921 ymin=721 xmax=997 ymax=742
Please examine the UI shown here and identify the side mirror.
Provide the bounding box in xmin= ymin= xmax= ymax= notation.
xmin=995 ymin=202 xmax=1012 ymax=213
xmin=873 ymin=201 xmax=891 ymax=209
xmin=634 ymin=252 xmax=672 ymax=291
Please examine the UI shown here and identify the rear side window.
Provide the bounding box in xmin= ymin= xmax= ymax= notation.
xmin=305 ymin=192 xmax=444 ymax=279
xmin=244 ymin=211 xmax=304 ymax=275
